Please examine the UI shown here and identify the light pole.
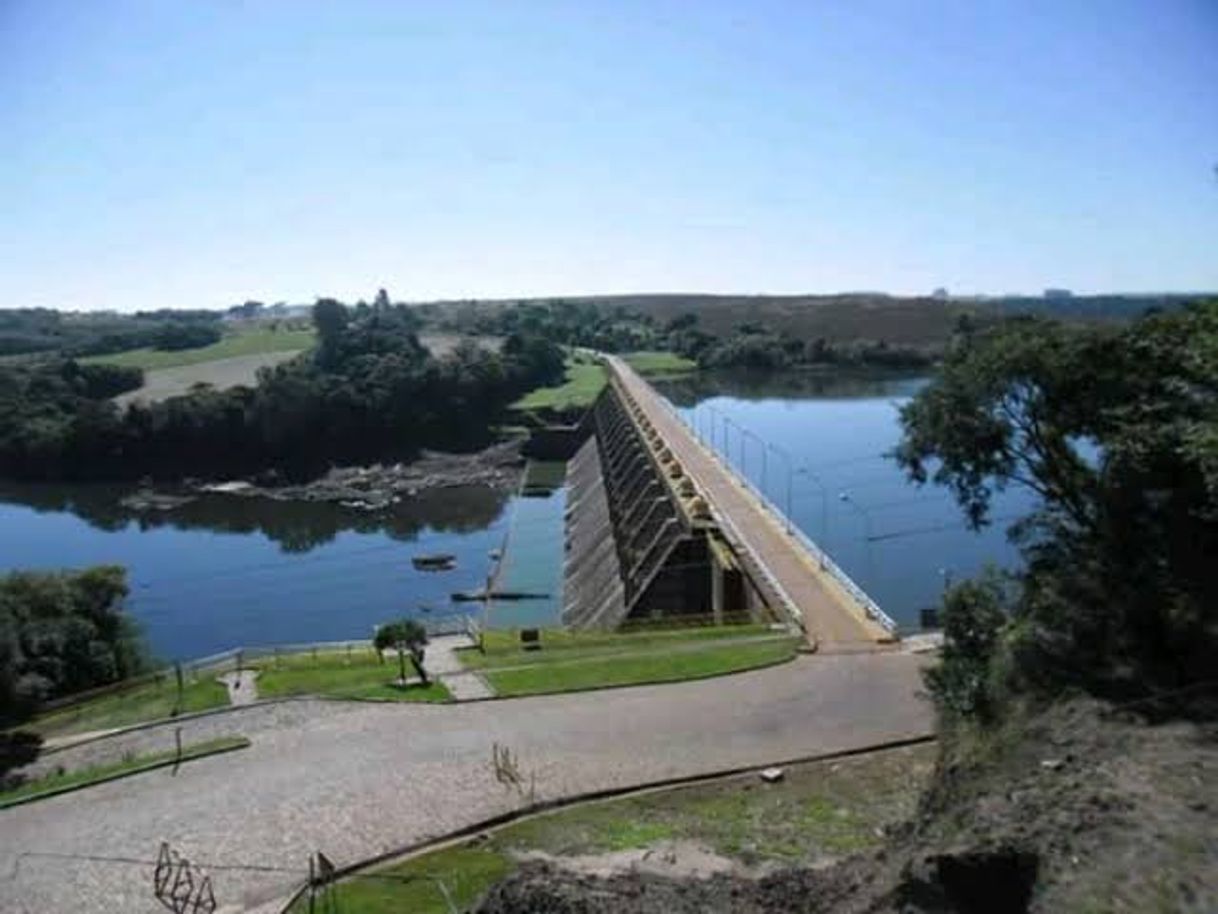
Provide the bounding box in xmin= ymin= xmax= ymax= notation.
xmin=838 ymin=491 xmax=874 ymax=586
xmin=795 ymin=466 xmax=829 ymax=549
xmin=741 ymin=427 xmax=767 ymax=498
xmin=723 ymin=416 xmax=745 ymax=476
xmin=768 ymin=444 xmax=796 ymax=536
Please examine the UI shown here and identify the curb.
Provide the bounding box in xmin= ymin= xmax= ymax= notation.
xmin=456 ymin=640 xmax=802 ymax=704
xmin=1 ymin=738 xmax=252 ymax=811
xmin=37 ymin=646 xmax=807 ymax=751
xmin=279 ymin=732 xmax=937 ymax=912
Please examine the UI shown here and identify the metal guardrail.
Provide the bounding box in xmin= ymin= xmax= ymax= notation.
xmin=621 ymin=362 xmax=898 ymax=635
xmin=42 ymin=620 xmax=479 ymax=712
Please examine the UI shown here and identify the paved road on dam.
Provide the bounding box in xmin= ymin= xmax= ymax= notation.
xmin=606 ymin=355 xmax=892 ymax=650
xmin=0 ymin=653 xmax=930 ymax=913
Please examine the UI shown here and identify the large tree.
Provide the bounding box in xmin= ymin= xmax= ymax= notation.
xmin=897 ymin=303 xmax=1218 ymax=705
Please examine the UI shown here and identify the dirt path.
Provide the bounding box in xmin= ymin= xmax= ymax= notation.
xmin=0 ymin=652 xmax=930 ymax=913
xmin=116 ymin=351 xmax=304 ymax=406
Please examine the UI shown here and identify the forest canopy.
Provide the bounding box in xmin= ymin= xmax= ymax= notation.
xmin=0 ymin=299 xmax=565 ymax=482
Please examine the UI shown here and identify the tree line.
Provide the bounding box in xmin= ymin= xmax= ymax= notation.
xmin=0 ymin=298 xmax=565 ymax=482
xmin=0 ymin=308 xmax=222 ymax=358
xmin=424 ymin=298 xmax=936 ymax=371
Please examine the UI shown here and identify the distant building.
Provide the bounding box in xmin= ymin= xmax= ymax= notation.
xmin=931 ymin=287 xmax=950 ymax=300
xmin=1044 ymin=288 xmax=1073 ymax=300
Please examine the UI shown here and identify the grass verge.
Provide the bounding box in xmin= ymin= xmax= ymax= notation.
xmin=289 ymin=742 xmax=936 ymax=913
xmin=511 ymin=354 xmax=606 ymax=412
xmin=253 ymin=649 xmax=452 ymax=702
xmin=82 ymin=327 xmax=316 ymax=370
xmin=484 ymin=638 xmax=797 ymax=697
xmin=623 ymin=350 xmax=698 ymax=375
xmin=0 ymin=736 xmax=250 ymax=808
xmin=461 ymin=624 xmax=773 ymax=671
xmin=27 ymin=675 xmax=230 ymax=739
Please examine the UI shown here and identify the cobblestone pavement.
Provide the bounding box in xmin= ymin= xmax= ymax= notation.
xmin=0 ymin=653 xmax=931 ymax=913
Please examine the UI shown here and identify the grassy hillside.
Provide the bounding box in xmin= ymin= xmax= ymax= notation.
xmin=511 ymin=354 xmax=606 ymax=411
xmin=82 ymin=326 xmax=315 ymax=370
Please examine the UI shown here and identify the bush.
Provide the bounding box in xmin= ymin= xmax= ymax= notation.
xmin=923 ymin=571 xmax=1010 ymax=721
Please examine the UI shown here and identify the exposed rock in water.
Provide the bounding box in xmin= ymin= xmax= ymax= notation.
xmin=119 ymin=489 xmax=196 ymax=512
xmin=195 ymin=438 xmax=527 ymax=509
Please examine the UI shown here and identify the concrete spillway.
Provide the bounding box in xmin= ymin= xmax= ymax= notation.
xmin=562 ymin=384 xmax=766 ymax=629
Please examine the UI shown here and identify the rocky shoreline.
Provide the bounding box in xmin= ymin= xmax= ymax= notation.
xmin=120 ymin=437 xmax=527 ymax=513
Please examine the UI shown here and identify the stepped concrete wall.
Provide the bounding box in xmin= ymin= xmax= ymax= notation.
xmin=562 ymin=384 xmax=772 ymax=629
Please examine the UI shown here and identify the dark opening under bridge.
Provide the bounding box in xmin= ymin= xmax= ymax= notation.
xmin=562 ymin=355 xmax=899 ymax=652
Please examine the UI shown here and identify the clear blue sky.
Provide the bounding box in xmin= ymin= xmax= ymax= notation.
xmin=3 ymin=0 xmax=1216 ymax=311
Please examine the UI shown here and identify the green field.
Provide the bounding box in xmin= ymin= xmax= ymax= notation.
xmin=461 ymin=625 xmax=796 ymax=697
xmin=511 ymin=354 xmax=606 ymax=412
xmin=82 ymin=326 xmax=316 ymax=370
xmin=28 ymin=675 xmax=230 ymax=739
xmin=253 ymin=649 xmax=452 ymax=702
xmin=0 ymin=736 xmax=250 ymax=808
xmin=289 ymin=741 xmax=935 ymax=913
xmin=623 ymin=350 xmax=698 ymax=375
xmin=485 ymin=638 xmax=796 ymax=697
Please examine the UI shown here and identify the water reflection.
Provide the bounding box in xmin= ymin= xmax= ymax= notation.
xmin=656 ymin=369 xmax=928 ymax=407
xmin=654 ymin=369 xmax=1030 ymax=631
xmin=0 ymin=483 xmax=509 ymax=554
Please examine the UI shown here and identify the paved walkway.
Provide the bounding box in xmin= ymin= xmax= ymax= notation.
xmin=0 ymin=652 xmax=930 ymax=913
xmin=606 ymin=356 xmax=892 ymax=651
xmin=218 ymin=670 xmax=260 ymax=706
xmin=424 ymin=634 xmax=494 ymax=700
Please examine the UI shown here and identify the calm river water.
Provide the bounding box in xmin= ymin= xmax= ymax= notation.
xmin=0 ymin=369 xmax=1032 ymax=660
xmin=655 ymin=371 xmax=1033 ymax=629
xmin=0 ymin=482 xmax=565 ymax=661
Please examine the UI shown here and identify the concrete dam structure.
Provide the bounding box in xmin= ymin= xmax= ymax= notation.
xmin=563 ymin=357 xmax=900 ymax=652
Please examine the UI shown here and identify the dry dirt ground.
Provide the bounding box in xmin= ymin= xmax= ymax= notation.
xmin=479 ymin=697 xmax=1218 ymax=914
xmin=115 ymin=351 xmax=304 ymax=406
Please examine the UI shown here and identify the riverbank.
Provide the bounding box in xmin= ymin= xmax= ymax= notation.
xmin=116 ymin=437 xmax=530 ymax=514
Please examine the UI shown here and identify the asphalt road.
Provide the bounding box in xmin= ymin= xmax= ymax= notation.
xmin=0 ymin=652 xmax=930 ymax=913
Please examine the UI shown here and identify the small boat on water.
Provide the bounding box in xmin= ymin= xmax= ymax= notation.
xmin=412 ymin=554 xmax=457 ymax=571
xmin=451 ymin=589 xmax=550 ymax=603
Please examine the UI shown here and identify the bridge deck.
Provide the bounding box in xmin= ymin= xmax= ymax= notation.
xmin=606 ymin=356 xmax=893 ymax=651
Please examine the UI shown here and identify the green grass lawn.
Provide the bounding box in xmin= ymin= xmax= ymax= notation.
xmin=461 ymin=624 xmax=774 ymax=671
xmin=28 ymin=675 xmax=230 ymax=739
xmin=81 ymin=326 xmax=316 ymax=370
xmin=623 ymin=350 xmax=698 ymax=375
xmin=292 ymin=742 xmax=936 ymax=913
xmin=484 ymin=638 xmax=797 ymax=697
xmin=253 ymin=649 xmax=452 ymax=702
xmin=0 ymin=736 xmax=250 ymax=808
xmin=511 ymin=354 xmax=606 ymax=412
